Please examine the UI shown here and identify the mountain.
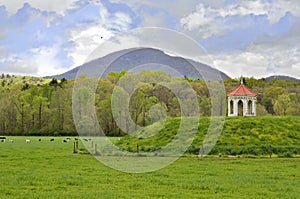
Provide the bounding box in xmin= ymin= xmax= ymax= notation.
xmin=264 ymin=75 xmax=300 ymax=82
xmin=46 ymin=48 xmax=229 ymax=81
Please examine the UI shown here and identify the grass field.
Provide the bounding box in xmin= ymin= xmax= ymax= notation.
xmin=0 ymin=136 xmax=299 ymax=198
xmin=117 ymin=116 xmax=300 ymax=156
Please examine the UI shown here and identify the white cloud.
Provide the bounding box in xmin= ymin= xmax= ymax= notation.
xmin=139 ymin=11 xmax=168 ymax=27
xmin=32 ymin=46 xmax=68 ymax=76
xmin=210 ymin=46 xmax=300 ymax=79
xmin=0 ymin=0 xmax=136 ymax=76
xmin=113 ymin=12 xmax=132 ymax=31
xmin=180 ymin=0 xmax=300 ymax=38
xmin=212 ymin=52 xmax=269 ymax=78
xmin=271 ymin=0 xmax=300 ymax=22
xmin=180 ymin=4 xmax=224 ymax=39
xmin=69 ymin=26 xmax=113 ymax=67
xmin=110 ymin=0 xmax=198 ymax=19
xmin=177 ymin=0 xmax=300 ymax=79
xmin=0 ymin=0 xmax=78 ymax=15
xmin=0 ymin=0 xmax=299 ymax=79
xmin=68 ymin=1 xmax=133 ymax=68
xmin=96 ymin=1 xmax=132 ymax=32
xmin=0 ymin=46 xmax=72 ymax=76
xmin=0 ymin=54 xmax=38 ymax=75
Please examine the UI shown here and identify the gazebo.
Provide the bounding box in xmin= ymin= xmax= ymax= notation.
xmin=227 ymin=81 xmax=257 ymax=116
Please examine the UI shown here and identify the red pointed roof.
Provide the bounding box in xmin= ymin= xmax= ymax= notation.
xmin=227 ymin=84 xmax=257 ymax=96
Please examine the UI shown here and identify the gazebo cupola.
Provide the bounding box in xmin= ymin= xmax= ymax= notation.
xmin=227 ymin=80 xmax=257 ymax=117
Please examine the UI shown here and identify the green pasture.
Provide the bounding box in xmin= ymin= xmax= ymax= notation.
xmin=0 ymin=136 xmax=299 ymax=198
xmin=117 ymin=116 xmax=300 ymax=156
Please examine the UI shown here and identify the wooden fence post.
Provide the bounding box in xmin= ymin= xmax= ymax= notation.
xmin=76 ymin=140 xmax=78 ymax=152
xmin=73 ymin=142 xmax=77 ymax=153
xmin=94 ymin=144 xmax=99 ymax=155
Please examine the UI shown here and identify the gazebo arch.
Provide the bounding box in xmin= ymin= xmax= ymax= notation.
xmin=248 ymin=100 xmax=253 ymax=114
xmin=238 ymin=100 xmax=243 ymax=116
xmin=230 ymin=100 xmax=234 ymax=115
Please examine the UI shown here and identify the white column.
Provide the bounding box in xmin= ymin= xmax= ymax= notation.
xmin=234 ymin=99 xmax=238 ymax=116
xmin=252 ymin=100 xmax=256 ymax=116
xmin=228 ymin=98 xmax=231 ymax=116
xmin=243 ymin=99 xmax=247 ymax=116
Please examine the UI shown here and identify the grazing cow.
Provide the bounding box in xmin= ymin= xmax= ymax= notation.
xmin=26 ymin=139 xmax=31 ymax=143
xmin=50 ymin=139 xmax=54 ymax=142
xmin=9 ymin=139 xmax=13 ymax=143
xmin=74 ymin=138 xmax=78 ymax=141
xmin=38 ymin=138 xmax=41 ymax=142
xmin=0 ymin=137 xmax=6 ymax=143
xmin=62 ymin=140 xmax=67 ymax=143
xmin=83 ymin=138 xmax=88 ymax=142
xmin=66 ymin=138 xmax=71 ymax=141
xmin=88 ymin=138 xmax=92 ymax=141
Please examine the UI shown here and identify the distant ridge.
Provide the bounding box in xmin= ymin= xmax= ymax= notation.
xmin=45 ymin=48 xmax=229 ymax=81
xmin=45 ymin=48 xmax=300 ymax=82
xmin=264 ymin=75 xmax=300 ymax=82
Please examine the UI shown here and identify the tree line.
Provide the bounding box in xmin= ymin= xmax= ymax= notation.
xmin=0 ymin=71 xmax=299 ymax=136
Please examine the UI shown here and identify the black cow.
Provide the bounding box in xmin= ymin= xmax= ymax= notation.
xmin=0 ymin=137 xmax=6 ymax=142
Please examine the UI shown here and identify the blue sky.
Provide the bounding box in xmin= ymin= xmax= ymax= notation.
xmin=0 ymin=0 xmax=299 ymax=78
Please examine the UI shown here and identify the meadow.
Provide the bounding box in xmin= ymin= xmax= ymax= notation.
xmin=0 ymin=136 xmax=299 ymax=198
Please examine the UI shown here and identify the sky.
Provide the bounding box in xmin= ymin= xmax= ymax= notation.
xmin=0 ymin=0 xmax=299 ymax=79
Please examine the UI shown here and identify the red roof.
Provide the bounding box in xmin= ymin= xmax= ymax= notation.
xmin=227 ymin=84 xmax=257 ymax=96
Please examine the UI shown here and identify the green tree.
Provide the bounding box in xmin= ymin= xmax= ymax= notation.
xmin=262 ymin=87 xmax=287 ymax=115
xmin=273 ymin=94 xmax=291 ymax=116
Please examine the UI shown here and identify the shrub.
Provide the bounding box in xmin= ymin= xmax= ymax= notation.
xmin=278 ymin=152 xmax=293 ymax=158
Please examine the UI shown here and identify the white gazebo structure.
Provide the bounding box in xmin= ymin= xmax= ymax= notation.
xmin=227 ymin=81 xmax=257 ymax=117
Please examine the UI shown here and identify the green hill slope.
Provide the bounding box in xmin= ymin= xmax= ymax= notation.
xmin=116 ymin=116 xmax=300 ymax=156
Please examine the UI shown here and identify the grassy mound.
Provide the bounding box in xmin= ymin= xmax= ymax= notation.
xmin=116 ymin=116 xmax=300 ymax=156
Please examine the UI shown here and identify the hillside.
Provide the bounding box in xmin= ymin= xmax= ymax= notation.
xmin=46 ymin=48 xmax=229 ymax=81
xmin=0 ymin=74 xmax=51 ymax=87
xmin=0 ymin=70 xmax=299 ymax=137
xmin=116 ymin=116 xmax=300 ymax=156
